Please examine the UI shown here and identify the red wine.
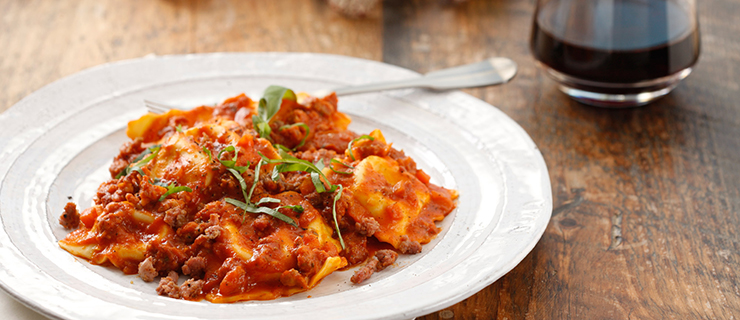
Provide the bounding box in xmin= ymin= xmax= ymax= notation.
xmin=531 ymin=0 xmax=700 ymax=85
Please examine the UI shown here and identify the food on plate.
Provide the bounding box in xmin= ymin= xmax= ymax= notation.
xmin=58 ymin=86 xmax=457 ymax=302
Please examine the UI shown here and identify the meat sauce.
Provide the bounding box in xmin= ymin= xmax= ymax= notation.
xmin=59 ymin=90 xmax=457 ymax=302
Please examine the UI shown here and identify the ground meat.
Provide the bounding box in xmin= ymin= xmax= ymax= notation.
xmin=59 ymin=202 xmax=80 ymax=229
xmin=193 ymin=224 xmax=224 ymax=249
xmin=398 ymin=235 xmax=422 ymax=254
xmin=109 ymin=138 xmax=144 ymax=178
xmin=156 ymin=271 xmax=203 ymax=300
xmin=146 ymin=239 xmax=188 ymax=272
xmin=213 ymin=94 xmax=252 ymax=120
xmin=182 ymin=256 xmax=206 ymax=277
xmin=252 ymin=214 xmax=273 ymax=234
xmin=280 ymin=269 xmax=308 ymax=288
xmin=157 ymin=198 xmax=189 ymax=229
xmin=96 ymin=202 xmax=135 ymax=242
xmin=138 ymin=257 xmax=158 ymax=282
xmin=139 ymin=176 xmax=167 ymax=207
xmin=179 ymin=279 xmax=204 ymax=299
xmin=355 ymin=216 xmax=380 ymax=237
xmin=296 ymin=247 xmax=329 ymax=276
xmin=203 ymin=225 xmax=222 ymax=239
xmin=350 ymin=139 xmax=390 ymax=160
xmin=95 ymin=174 xmax=140 ymax=206
xmin=375 ymin=249 xmax=398 ymax=270
xmin=177 ymin=213 xmax=221 ymax=244
xmin=343 ymin=242 xmax=369 ymax=265
xmin=350 ymin=249 xmax=398 ymax=284
xmin=156 ymin=271 xmax=181 ymax=298
xmin=350 ymin=257 xmax=379 ymax=284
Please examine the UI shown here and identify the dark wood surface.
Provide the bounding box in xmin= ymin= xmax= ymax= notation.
xmin=2 ymin=0 xmax=740 ymax=319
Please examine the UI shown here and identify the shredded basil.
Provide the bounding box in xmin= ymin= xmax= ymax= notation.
xmin=331 ymin=159 xmax=354 ymax=169
xmin=158 ymin=182 xmax=192 ymax=202
xmin=259 ymin=150 xmax=346 ymax=248
xmin=247 ymin=160 xmax=263 ymax=202
xmin=253 ymin=86 xmax=297 ymax=139
xmin=347 ymin=135 xmax=375 ymax=161
xmin=115 ymin=144 xmax=162 ymax=178
xmin=259 ymin=149 xmax=337 ymax=193
xmin=224 ymin=198 xmax=299 ymax=227
xmin=217 ymin=146 xmax=248 ymax=174
xmin=282 ymin=205 xmax=304 ymax=213
xmin=202 ymin=146 xmax=212 ymax=162
xmin=332 ymin=185 xmax=346 ymax=250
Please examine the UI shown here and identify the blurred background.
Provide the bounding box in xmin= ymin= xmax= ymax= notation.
xmin=2 ymin=0 xmax=740 ymax=319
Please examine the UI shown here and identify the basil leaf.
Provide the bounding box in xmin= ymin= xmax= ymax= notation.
xmin=152 ymin=178 xmax=168 ymax=187
xmin=253 ymin=115 xmax=272 ymax=140
xmin=260 ymin=85 xmax=296 ymax=121
xmin=202 ymin=146 xmax=212 ymax=162
xmin=176 ymin=124 xmax=183 ymax=133
xmin=218 ymin=145 xmax=248 ymax=173
xmin=347 ymin=135 xmax=375 ymax=161
xmin=279 ymin=123 xmax=310 ymax=150
xmin=116 ymin=144 xmax=161 ymax=178
xmin=225 ymin=197 xmax=298 ymax=227
xmin=254 ymin=86 xmax=297 ymax=139
xmin=329 ymin=159 xmax=353 ymax=175
xmin=274 ymin=144 xmax=292 ymax=153
xmin=281 ymin=205 xmax=304 ymax=213
xmin=331 ymin=159 xmax=354 ymax=169
xmin=332 ymin=185 xmax=346 ymax=250
xmin=255 ymin=197 xmax=281 ymax=205
xmin=158 ymin=182 xmax=193 ymax=202
xmin=260 ymin=150 xmax=336 ymax=193
xmin=217 ymin=146 xmax=238 ymax=168
xmin=329 ymin=167 xmax=353 ymax=175
xmin=247 ymin=160 xmax=263 ymax=202
xmin=271 ymin=166 xmax=281 ymax=181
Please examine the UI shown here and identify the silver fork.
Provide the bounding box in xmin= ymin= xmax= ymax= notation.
xmin=144 ymin=57 xmax=517 ymax=113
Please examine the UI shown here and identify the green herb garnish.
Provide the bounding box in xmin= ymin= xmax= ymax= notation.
xmin=259 ymin=149 xmax=346 ymax=248
xmin=219 ymin=150 xmax=302 ymax=227
xmin=217 ymin=145 xmax=251 ymax=203
xmin=329 ymin=159 xmax=353 ymax=175
xmin=252 ymin=85 xmax=297 ymax=139
xmin=224 ymin=198 xmax=299 ymax=227
xmin=259 ymin=149 xmax=337 ymax=193
xmin=158 ymin=182 xmax=193 ymax=202
xmin=115 ymin=144 xmax=162 ymax=178
xmin=279 ymin=123 xmax=310 ymax=150
xmin=331 ymin=159 xmax=354 ymax=169
xmin=217 ymin=146 xmax=249 ymax=173
xmin=176 ymin=124 xmax=184 ymax=133
xmin=202 ymin=146 xmax=212 ymax=162
xmin=332 ymin=185 xmax=346 ymax=250
xmin=347 ymin=135 xmax=375 ymax=161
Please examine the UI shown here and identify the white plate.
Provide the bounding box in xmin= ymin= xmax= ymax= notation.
xmin=0 ymin=53 xmax=551 ymax=320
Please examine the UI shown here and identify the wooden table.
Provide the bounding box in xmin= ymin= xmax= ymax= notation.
xmin=2 ymin=0 xmax=739 ymax=319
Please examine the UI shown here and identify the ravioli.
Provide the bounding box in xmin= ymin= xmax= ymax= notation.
xmin=59 ymin=88 xmax=456 ymax=302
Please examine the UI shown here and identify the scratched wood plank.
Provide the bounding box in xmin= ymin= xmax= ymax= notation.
xmin=190 ymin=0 xmax=383 ymax=59
xmin=381 ymin=0 xmax=740 ymax=319
xmin=0 ymin=0 xmax=382 ymax=113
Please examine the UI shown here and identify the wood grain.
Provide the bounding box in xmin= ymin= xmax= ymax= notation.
xmin=2 ymin=0 xmax=740 ymax=319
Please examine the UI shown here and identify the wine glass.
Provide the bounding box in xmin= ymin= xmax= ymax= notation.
xmin=530 ymin=0 xmax=700 ymax=107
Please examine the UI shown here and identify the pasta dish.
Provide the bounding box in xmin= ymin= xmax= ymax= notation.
xmin=58 ymin=86 xmax=457 ymax=302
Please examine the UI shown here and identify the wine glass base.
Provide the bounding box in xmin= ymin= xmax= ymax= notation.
xmin=558 ymin=84 xmax=677 ymax=108
xmin=542 ymin=66 xmax=693 ymax=108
